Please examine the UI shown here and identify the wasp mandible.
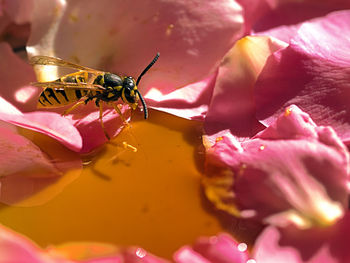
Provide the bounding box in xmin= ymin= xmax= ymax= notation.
xmin=30 ymin=53 xmax=159 ymax=139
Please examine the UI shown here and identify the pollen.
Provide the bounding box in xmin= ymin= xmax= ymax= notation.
xmin=166 ymin=24 xmax=175 ymax=36
xmin=215 ymin=136 xmax=223 ymax=143
xmin=284 ymin=107 xmax=293 ymax=116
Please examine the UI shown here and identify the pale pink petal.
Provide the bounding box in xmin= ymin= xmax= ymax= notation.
xmin=174 ymin=234 xmax=250 ymax=263
xmin=2 ymin=0 xmax=34 ymax=24
xmin=253 ymin=212 xmax=350 ymax=263
xmin=0 ymin=1 xmax=32 ymax=49
xmin=204 ymin=35 xmax=287 ymax=137
xmin=255 ymin=10 xmax=350 ymax=144
xmin=204 ymin=105 xmax=349 ymax=229
xmin=0 ymin=43 xmax=38 ymax=111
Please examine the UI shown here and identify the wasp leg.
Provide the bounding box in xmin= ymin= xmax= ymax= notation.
xmin=109 ymin=102 xmax=129 ymax=125
xmin=99 ymin=103 xmax=110 ymax=140
xmin=62 ymin=100 xmax=86 ymax=116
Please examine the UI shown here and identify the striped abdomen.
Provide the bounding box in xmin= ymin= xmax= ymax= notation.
xmin=37 ymin=73 xmax=100 ymax=108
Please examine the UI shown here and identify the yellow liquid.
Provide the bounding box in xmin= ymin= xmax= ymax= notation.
xmin=0 ymin=110 xmax=235 ymax=259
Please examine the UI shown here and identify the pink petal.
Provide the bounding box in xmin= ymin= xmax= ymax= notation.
xmin=253 ymin=212 xmax=350 ymax=263
xmin=0 ymin=97 xmax=82 ymax=152
xmin=0 ymin=223 xmax=168 ymax=263
xmin=61 ymin=103 xmax=130 ymax=153
xmin=254 ymin=23 xmax=301 ymax=43
xmin=0 ymin=43 xmax=38 ymax=112
xmin=0 ymin=123 xmax=59 ymax=178
xmin=2 ymin=0 xmax=34 ymax=24
xmin=204 ymin=105 xmax=349 ymax=228
xmin=255 ymin=10 xmax=350 ymax=144
xmin=0 ymin=120 xmax=82 ymax=206
xmin=241 ymin=0 xmax=350 ymax=33
xmin=174 ymin=233 xmax=250 ymax=263
xmin=51 ymin=244 xmax=169 ymax=263
xmin=145 ymin=72 xmax=217 ymax=121
xmin=0 ymin=224 xmax=68 ymax=263
xmin=204 ymin=35 xmax=287 ymax=137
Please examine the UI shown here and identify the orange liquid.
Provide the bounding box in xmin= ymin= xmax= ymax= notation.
xmin=0 ymin=110 xmax=236 ymax=259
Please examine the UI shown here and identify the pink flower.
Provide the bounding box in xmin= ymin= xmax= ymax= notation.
xmin=204 ymin=105 xmax=349 ymax=229
xmin=1 ymin=1 xmax=350 ymax=262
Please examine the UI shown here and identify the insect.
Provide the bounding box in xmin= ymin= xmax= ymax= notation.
xmin=30 ymin=53 xmax=159 ymax=139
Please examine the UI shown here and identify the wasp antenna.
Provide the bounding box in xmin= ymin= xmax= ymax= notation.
xmin=136 ymin=90 xmax=148 ymax=119
xmin=136 ymin=52 xmax=160 ymax=86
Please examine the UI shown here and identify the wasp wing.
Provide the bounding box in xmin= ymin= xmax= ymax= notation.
xmin=31 ymin=81 xmax=105 ymax=91
xmin=30 ymin=56 xmax=103 ymax=73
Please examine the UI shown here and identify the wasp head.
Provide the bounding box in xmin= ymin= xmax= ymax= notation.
xmin=120 ymin=53 xmax=159 ymax=119
xmin=121 ymin=76 xmax=138 ymax=109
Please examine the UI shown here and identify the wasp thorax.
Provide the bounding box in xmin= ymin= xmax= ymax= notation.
xmin=104 ymin=73 xmax=123 ymax=87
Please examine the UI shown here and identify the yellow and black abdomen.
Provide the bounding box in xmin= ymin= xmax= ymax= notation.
xmin=37 ymin=72 xmax=98 ymax=108
xmin=37 ymin=87 xmax=90 ymax=108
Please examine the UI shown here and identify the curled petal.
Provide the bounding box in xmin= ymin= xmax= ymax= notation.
xmin=0 ymin=97 xmax=82 ymax=152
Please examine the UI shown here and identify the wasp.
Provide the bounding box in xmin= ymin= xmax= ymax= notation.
xmin=30 ymin=53 xmax=159 ymax=139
